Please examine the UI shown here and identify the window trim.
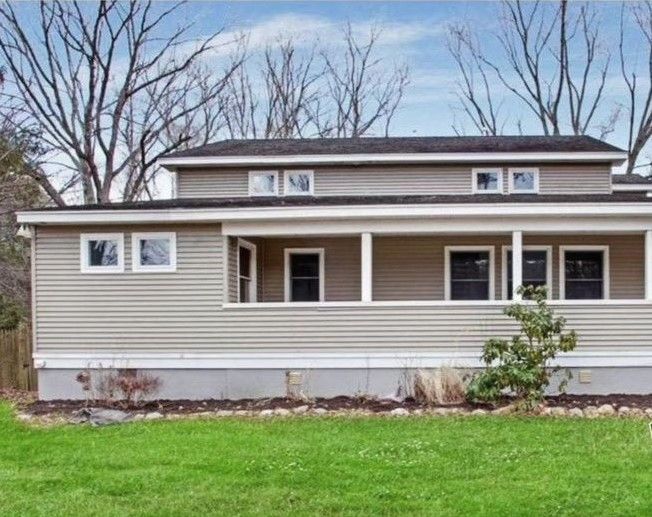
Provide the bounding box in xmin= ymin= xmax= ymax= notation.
xmin=508 ymin=167 xmax=540 ymax=194
xmin=248 ymin=170 xmax=279 ymax=197
xmin=237 ymin=238 xmax=257 ymax=303
xmin=472 ymin=168 xmax=503 ymax=194
xmin=132 ymin=232 xmax=177 ymax=273
xmin=559 ymin=245 xmax=610 ymax=300
xmin=284 ymin=170 xmax=314 ymax=196
xmin=80 ymin=233 xmax=124 ymax=274
xmin=501 ymin=245 xmax=552 ymax=300
xmin=284 ymin=247 xmax=325 ymax=302
xmin=444 ymin=245 xmax=495 ymax=301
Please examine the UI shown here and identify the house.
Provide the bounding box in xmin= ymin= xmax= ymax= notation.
xmin=17 ymin=135 xmax=652 ymax=400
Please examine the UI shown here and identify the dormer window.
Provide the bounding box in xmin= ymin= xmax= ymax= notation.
xmin=472 ymin=168 xmax=503 ymax=194
xmin=284 ymin=170 xmax=314 ymax=196
xmin=249 ymin=170 xmax=278 ymax=196
xmin=509 ymin=168 xmax=539 ymax=194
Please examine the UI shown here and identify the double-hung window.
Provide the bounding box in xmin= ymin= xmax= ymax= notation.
xmin=237 ymin=239 xmax=257 ymax=303
xmin=284 ymin=170 xmax=314 ymax=195
xmin=472 ymin=168 xmax=503 ymax=194
xmin=80 ymin=233 xmax=124 ymax=273
xmin=445 ymin=246 xmax=495 ymax=300
xmin=508 ymin=168 xmax=539 ymax=194
xmin=503 ymin=246 xmax=552 ymax=299
xmin=284 ymin=248 xmax=324 ymax=302
xmin=561 ymin=246 xmax=609 ymax=300
xmin=132 ymin=233 xmax=176 ymax=272
xmin=249 ymin=170 xmax=278 ymax=196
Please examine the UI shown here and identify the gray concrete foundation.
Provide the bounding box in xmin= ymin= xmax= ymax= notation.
xmin=38 ymin=367 xmax=652 ymax=400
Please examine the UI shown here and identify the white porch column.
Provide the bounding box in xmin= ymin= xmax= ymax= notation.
xmin=361 ymin=232 xmax=373 ymax=302
xmin=512 ymin=231 xmax=523 ymax=301
xmin=646 ymin=230 xmax=652 ymax=300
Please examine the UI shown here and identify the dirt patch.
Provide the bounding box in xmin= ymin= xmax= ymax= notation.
xmin=20 ymin=393 xmax=652 ymax=416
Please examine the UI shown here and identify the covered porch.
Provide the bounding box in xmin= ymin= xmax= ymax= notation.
xmin=226 ymin=231 xmax=650 ymax=305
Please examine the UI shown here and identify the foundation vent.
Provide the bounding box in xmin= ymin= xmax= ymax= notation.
xmin=578 ymin=370 xmax=592 ymax=384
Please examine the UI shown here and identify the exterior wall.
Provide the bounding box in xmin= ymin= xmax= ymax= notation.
xmin=34 ymin=227 xmax=646 ymax=357
xmin=176 ymin=163 xmax=612 ymax=198
xmin=38 ymin=367 xmax=652 ymax=400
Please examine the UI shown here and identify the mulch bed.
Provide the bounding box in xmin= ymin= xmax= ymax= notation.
xmin=19 ymin=393 xmax=652 ymax=416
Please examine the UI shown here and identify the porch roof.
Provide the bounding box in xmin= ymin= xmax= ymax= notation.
xmin=18 ymin=192 xmax=652 ymax=212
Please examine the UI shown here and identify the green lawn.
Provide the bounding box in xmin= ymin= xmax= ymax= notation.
xmin=0 ymin=404 xmax=650 ymax=516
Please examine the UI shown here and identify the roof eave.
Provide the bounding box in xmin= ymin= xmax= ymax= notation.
xmin=158 ymin=151 xmax=627 ymax=170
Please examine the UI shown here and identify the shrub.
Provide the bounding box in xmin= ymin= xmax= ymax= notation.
xmin=413 ymin=367 xmax=466 ymax=405
xmin=466 ymin=285 xmax=577 ymax=409
xmin=76 ymin=368 xmax=161 ymax=408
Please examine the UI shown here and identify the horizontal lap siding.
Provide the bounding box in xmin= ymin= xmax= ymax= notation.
xmin=175 ymin=164 xmax=612 ymax=198
xmin=35 ymin=226 xmax=649 ymax=355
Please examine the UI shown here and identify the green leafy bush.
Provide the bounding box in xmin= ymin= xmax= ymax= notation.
xmin=467 ymin=285 xmax=577 ymax=408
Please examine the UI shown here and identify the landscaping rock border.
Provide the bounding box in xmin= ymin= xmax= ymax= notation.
xmin=13 ymin=402 xmax=652 ymax=427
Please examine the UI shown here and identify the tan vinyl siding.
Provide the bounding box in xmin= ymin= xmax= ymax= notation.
xmin=260 ymin=237 xmax=361 ymax=301
xmin=176 ymin=163 xmax=612 ymax=198
xmin=33 ymin=226 xmax=650 ymax=356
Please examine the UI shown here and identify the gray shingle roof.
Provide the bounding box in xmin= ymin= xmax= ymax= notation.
xmin=612 ymin=173 xmax=652 ymax=184
xmin=28 ymin=192 xmax=652 ymax=212
xmin=163 ymin=135 xmax=624 ymax=159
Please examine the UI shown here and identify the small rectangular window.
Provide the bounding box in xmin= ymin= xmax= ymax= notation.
xmin=472 ymin=168 xmax=503 ymax=194
xmin=132 ymin=233 xmax=176 ymax=272
xmin=563 ymin=249 xmax=606 ymax=300
xmin=238 ymin=239 xmax=257 ymax=303
xmin=509 ymin=168 xmax=539 ymax=194
xmin=249 ymin=170 xmax=278 ymax=196
xmin=285 ymin=249 xmax=324 ymax=302
xmin=80 ymin=233 xmax=124 ymax=273
xmin=284 ymin=170 xmax=314 ymax=195
xmin=446 ymin=248 xmax=494 ymax=300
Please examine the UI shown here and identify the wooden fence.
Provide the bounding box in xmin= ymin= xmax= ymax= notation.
xmin=0 ymin=325 xmax=36 ymax=391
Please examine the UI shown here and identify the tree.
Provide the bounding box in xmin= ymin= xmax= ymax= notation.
xmin=0 ymin=0 xmax=241 ymax=205
xmin=219 ymin=25 xmax=409 ymax=139
xmin=620 ymin=1 xmax=652 ymax=174
xmin=447 ymin=0 xmax=611 ymax=138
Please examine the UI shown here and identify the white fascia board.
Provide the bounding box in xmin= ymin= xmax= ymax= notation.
xmin=16 ymin=202 xmax=652 ymax=226
xmin=159 ymin=151 xmax=627 ymax=169
xmin=612 ymin=183 xmax=652 ymax=191
xmin=33 ymin=350 xmax=652 ymax=369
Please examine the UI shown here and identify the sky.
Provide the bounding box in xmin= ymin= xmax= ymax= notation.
xmin=164 ymin=0 xmax=647 ymax=158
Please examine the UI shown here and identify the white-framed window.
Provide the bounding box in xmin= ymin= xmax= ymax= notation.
xmin=284 ymin=170 xmax=314 ymax=196
xmin=248 ymin=170 xmax=279 ymax=196
xmin=80 ymin=233 xmax=124 ymax=274
xmin=472 ymin=168 xmax=503 ymax=194
xmin=284 ymin=248 xmax=325 ymax=302
xmin=559 ymin=245 xmax=609 ymax=300
xmin=508 ymin=168 xmax=539 ymax=194
xmin=501 ymin=245 xmax=552 ymax=300
xmin=237 ymin=238 xmax=257 ymax=303
xmin=132 ymin=232 xmax=176 ymax=273
xmin=444 ymin=246 xmax=495 ymax=300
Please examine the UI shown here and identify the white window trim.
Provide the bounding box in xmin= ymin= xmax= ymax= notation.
xmin=284 ymin=248 xmax=325 ymax=302
xmin=284 ymin=170 xmax=314 ymax=196
xmin=559 ymin=245 xmax=610 ymax=300
xmin=472 ymin=168 xmax=503 ymax=194
xmin=237 ymin=238 xmax=257 ymax=303
xmin=501 ymin=245 xmax=552 ymax=300
xmin=248 ymin=170 xmax=279 ymax=197
xmin=80 ymin=233 xmax=124 ymax=274
xmin=508 ymin=167 xmax=540 ymax=194
xmin=132 ymin=232 xmax=177 ymax=273
xmin=444 ymin=245 xmax=495 ymax=301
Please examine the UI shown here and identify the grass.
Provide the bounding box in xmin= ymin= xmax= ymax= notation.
xmin=0 ymin=404 xmax=650 ymax=516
